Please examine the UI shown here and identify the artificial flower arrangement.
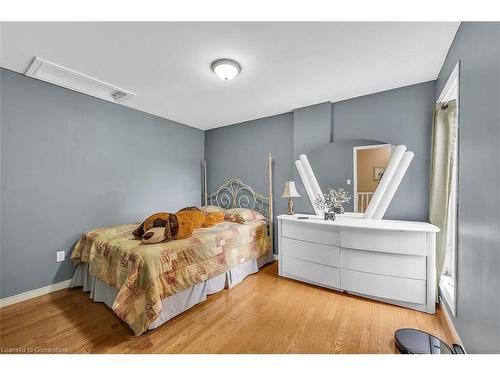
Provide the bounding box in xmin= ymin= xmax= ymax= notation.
xmin=314 ymin=187 xmax=352 ymax=220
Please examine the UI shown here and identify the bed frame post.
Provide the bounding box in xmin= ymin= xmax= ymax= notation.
xmin=268 ymin=153 xmax=274 ymax=252
xmin=203 ymin=160 xmax=208 ymax=206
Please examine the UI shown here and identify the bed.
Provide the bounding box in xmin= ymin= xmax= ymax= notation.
xmin=70 ymin=155 xmax=274 ymax=335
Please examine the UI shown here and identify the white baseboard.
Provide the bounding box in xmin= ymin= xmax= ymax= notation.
xmin=439 ymin=298 xmax=466 ymax=352
xmin=0 ymin=279 xmax=72 ymax=308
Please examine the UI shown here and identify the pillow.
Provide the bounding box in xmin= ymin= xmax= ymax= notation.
xmin=224 ymin=208 xmax=266 ymax=224
xmin=200 ymin=205 xmax=225 ymax=214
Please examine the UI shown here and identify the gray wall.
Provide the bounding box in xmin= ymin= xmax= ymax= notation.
xmin=293 ymin=102 xmax=333 ymax=213
xmin=333 ymin=81 xmax=436 ymax=221
xmin=436 ymin=22 xmax=500 ymax=353
xmin=204 ymin=113 xmax=294 ymax=249
xmin=0 ymin=68 xmax=204 ymax=298
xmin=293 ymin=102 xmax=332 ymax=157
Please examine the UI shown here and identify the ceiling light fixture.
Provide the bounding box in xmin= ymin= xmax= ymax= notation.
xmin=211 ymin=59 xmax=241 ymax=81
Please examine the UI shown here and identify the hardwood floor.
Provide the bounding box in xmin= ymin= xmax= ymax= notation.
xmin=0 ymin=262 xmax=453 ymax=354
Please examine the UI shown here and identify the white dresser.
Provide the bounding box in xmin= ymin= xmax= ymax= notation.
xmin=277 ymin=214 xmax=439 ymax=314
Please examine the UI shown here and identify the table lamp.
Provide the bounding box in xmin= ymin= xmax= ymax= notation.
xmin=282 ymin=181 xmax=301 ymax=215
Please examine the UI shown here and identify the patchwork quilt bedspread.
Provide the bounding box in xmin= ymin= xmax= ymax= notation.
xmin=71 ymin=220 xmax=271 ymax=335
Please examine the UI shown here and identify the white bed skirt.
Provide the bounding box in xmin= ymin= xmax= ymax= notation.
xmin=70 ymin=251 xmax=274 ymax=331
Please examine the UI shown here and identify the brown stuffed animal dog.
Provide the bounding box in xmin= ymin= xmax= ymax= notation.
xmin=132 ymin=212 xmax=195 ymax=244
xmin=133 ymin=207 xmax=224 ymax=244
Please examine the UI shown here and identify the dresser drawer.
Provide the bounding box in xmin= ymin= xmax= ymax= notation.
xmin=281 ymin=256 xmax=341 ymax=290
xmin=281 ymin=220 xmax=340 ymax=246
xmin=341 ymin=228 xmax=427 ymax=256
xmin=281 ymin=237 xmax=341 ymax=268
xmin=342 ymin=248 xmax=426 ymax=280
xmin=341 ymin=269 xmax=426 ymax=305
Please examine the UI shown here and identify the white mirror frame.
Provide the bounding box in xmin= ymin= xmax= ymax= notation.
xmin=295 ymin=159 xmax=322 ymax=215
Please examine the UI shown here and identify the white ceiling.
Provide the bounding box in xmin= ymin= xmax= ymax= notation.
xmin=1 ymin=22 xmax=459 ymax=130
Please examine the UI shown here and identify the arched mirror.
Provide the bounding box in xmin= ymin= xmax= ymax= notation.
xmin=305 ymin=139 xmax=393 ymax=213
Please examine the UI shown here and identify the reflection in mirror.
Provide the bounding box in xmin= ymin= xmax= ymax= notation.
xmin=303 ymin=139 xmax=392 ymax=214
xmin=353 ymin=144 xmax=392 ymax=213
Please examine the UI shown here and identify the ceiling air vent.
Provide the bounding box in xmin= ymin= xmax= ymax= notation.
xmin=25 ymin=57 xmax=136 ymax=103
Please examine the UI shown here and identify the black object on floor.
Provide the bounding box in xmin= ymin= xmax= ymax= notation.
xmin=395 ymin=328 xmax=464 ymax=354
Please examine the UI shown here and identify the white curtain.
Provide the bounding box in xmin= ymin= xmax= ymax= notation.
xmin=429 ymin=100 xmax=458 ymax=289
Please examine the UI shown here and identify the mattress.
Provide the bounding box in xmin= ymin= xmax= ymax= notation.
xmin=70 ymin=219 xmax=271 ymax=335
xmin=70 ymin=252 xmax=274 ymax=331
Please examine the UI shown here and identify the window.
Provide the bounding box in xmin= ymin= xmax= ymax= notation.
xmin=438 ymin=62 xmax=459 ymax=316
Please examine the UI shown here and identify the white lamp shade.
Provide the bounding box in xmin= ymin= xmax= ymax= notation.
xmin=282 ymin=181 xmax=301 ymax=198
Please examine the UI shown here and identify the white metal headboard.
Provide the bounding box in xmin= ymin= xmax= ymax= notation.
xmin=202 ymin=154 xmax=274 ymax=248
